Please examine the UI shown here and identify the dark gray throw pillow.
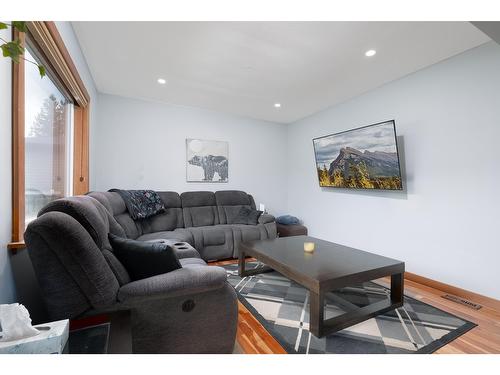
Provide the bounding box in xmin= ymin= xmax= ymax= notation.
xmin=108 ymin=233 xmax=181 ymax=281
xmin=233 ymin=206 xmax=263 ymax=225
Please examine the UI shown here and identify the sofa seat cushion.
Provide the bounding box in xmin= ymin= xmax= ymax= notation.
xmin=137 ymin=228 xmax=194 ymax=244
xmin=179 ymin=257 xmax=207 ymax=268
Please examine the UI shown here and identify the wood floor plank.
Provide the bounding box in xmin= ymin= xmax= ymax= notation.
xmin=211 ymin=259 xmax=500 ymax=354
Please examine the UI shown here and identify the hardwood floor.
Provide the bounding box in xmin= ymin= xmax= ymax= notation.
xmin=212 ymin=259 xmax=500 ymax=354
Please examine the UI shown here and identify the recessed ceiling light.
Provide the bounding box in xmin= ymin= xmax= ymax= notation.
xmin=365 ymin=49 xmax=377 ymax=57
xmin=157 ymin=78 xmax=167 ymax=84
xmin=274 ymin=103 xmax=281 ymax=108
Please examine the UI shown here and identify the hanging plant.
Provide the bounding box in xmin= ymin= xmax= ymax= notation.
xmin=0 ymin=21 xmax=46 ymax=77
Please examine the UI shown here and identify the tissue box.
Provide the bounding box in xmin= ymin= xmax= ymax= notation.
xmin=0 ymin=319 xmax=69 ymax=354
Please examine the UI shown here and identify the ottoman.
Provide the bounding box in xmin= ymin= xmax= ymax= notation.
xmin=276 ymin=223 xmax=308 ymax=237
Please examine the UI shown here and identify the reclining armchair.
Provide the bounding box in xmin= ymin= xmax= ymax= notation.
xmin=24 ymin=196 xmax=238 ymax=353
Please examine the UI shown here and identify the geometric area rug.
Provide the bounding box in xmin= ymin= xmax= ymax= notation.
xmin=223 ymin=261 xmax=476 ymax=354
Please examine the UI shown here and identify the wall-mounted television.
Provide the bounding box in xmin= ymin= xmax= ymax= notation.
xmin=312 ymin=120 xmax=403 ymax=190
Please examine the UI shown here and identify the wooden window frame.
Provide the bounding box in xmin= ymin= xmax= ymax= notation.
xmin=9 ymin=21 xmax=90 ymax=250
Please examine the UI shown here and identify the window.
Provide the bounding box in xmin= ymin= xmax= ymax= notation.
xmin=24 ymin=48 xmax=74 ymax=225
xmin=9 ymin=22 xmax=90 ymax=249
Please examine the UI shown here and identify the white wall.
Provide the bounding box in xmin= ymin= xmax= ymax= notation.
xmin=0 ymin=28 xmax=16 ymax=304
xmin=92 ymin=94 xmax=288 ymax=215
xmin=287 ymin=41 xmax=500 ymax=299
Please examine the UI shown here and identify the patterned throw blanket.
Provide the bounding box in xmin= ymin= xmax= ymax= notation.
xmin=109 ymin=189 xmax=165 ymax=220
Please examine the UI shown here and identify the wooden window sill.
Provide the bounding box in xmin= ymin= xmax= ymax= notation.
xmin=7 ymin=241 xmax=26 ymax=252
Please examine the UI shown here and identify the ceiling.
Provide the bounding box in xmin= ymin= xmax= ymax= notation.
xmin=72 ymin=22 xmax=489 ymax=124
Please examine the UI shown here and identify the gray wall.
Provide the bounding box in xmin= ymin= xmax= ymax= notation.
xmin=92 ymin=93 xmax=289 ymax=215
xmin=286 ymin=41 xmax=500 ymax=299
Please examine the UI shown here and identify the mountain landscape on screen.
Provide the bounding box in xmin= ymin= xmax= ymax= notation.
xmin=313 ymin=121 xmax=403 ymax=190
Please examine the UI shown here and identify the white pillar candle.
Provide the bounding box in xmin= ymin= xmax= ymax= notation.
xmin=304 ymin=242 xmax=315 ymax=253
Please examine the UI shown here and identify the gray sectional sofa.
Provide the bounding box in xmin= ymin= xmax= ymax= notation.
xmin=24 ymin=190 xmax=276 ymax=353
xmin=87 ymin=190 xmax=277 ymax=261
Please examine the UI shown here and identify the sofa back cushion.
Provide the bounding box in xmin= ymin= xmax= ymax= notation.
xmin=181 ymin=191 xmax=220 ymax=227
xmin=39 ymin=195 xmax=132 ymax=286
xmin=88 ymin=191 xmax=142 ymax=239
xmin=38 ymin=195 xmax=125 ymax=251
xmin=88 ymin=191 xmax=185 ymax=238
xmin=215 ymin=190 xmax=256 ymax=224
xmin=139 ymin=192 xmax=184 ymax=235
xmin=25 ymin=212 xmax=120 ymax=315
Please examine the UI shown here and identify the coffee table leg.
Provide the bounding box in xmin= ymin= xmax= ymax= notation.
xmin=391 ymin=272 xmax=404 ymax=304
xmin=310 ymin=273 xmax=404 ymax=338
xmin=238 ymin=249 xmax=246 ymax=277
xmin=309 ymin=291 xmax=324 ymax=337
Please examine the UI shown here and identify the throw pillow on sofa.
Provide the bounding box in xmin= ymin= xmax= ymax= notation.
xmin=233 ymin=207 xmax=263 ymax=225
xmin=276 ymin=215 xmax=300 ymax=225
xmin=108 ymin=233 xmax=181 ymax=281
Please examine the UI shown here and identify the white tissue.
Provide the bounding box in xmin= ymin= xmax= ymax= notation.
xmin=0 ymin=303 xmax=40 ymax=342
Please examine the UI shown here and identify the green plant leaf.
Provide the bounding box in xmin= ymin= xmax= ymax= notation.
xmin=0 ymin=22 xmax=8 ymax=30
xmin=12 ymin=21 xmax=27 ymax=32
xmin=1 ymin=40 xmax=24 ymax=63
xmin=38 ymin=64 xmax=46 ymax=77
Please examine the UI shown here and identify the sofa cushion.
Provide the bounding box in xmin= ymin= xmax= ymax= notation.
xmin=179 ymin=258 xmax=207 ymax=267
xmin=215 ymin=190 xmax=253 ymax=206
xmin=222 ymin=223 xmax=273 ymax=258
xmin=88 ymin=191 xmax=142 ymax=239
xmin=258 ymin=213 xmax=275 ymax=224
xmin=183 ymin=206 xmax=219 ymax=227
xmin=229 ymin=224 xmax=264 ymax=242
xmin=140 ymin=207 xmax=183 ymax=234
xmin=38 ymin=195 xmax=125 ymax=251
xmin=181 ymin=191 xmax=217 ymax=207
xmin=109 ymin=234 xmax=182 ymax=281
xmin=218 ymin=205 xmax=247 ymax=224
xmin=233 ymin=207 xmax=263 ymax=225
xmin=215 ymin=190 xmax=256 ymax=224
xmin=26 ymin=212 xmax=120 ymax=310
xmin=109 ymin=189 xmax=165 ymax=220
xmin=137 ymin=228 xmax=194 ymax=244
xmin=188 ymin=226 xmax=229 ymax=246
xmin=180 ymin=191 xmax=219 ymax=228
xmin=139 ymin=192 xmax=184 ymax=234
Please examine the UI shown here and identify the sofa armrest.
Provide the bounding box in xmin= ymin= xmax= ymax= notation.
xmin=173 ymin=247 xmax=201 ymax=259
xmin=258 ymin=213 xmax=275 ymax=224
xmin=117 ymin=266 xmax=227 ymax=304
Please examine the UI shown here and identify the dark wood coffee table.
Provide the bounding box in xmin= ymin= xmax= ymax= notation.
xmin=238 ymin=235 xmax=404 ymax=338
